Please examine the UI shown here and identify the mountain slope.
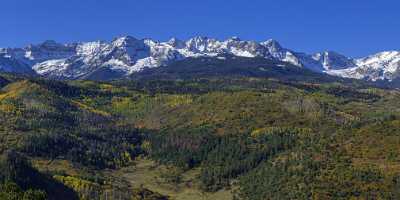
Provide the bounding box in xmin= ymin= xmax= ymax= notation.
xmin=129 ymin=55 xmax=345 ymax=83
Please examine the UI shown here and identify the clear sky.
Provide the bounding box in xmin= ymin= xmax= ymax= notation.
xmin=1 ymin=0 xmax=399 ymax=57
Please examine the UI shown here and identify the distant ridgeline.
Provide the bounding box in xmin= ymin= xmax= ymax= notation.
xmin=0 ymin=36 xmax=399 ymax=82
xmin=0 ymin=71 xmax=400 ymax=199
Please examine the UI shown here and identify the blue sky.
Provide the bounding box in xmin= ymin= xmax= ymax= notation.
xmin=1 ymin=0 xmax=399 ymax=57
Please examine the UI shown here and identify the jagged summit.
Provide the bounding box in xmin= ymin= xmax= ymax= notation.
xmin=167 ymin=38 xmax=185 ymax=49
xmin=0 ymin=35 xmax=398 ymax=81
xmin=38 ymin=40 xmax=60 ymax=47
xmin=261 ymin=39 xmax=283 ymax=51
xmin=313 ymin=51 xmax=356 ymax=71
xmin=111 ymin=36 xmax=141 ymax=47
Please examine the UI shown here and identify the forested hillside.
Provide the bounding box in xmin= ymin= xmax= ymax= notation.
xmin=1 ymin=72 xmax=400 ymax=199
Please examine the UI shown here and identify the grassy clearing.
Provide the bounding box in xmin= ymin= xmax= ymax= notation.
xmin=109 ymin=158 xmax=233 ymax=200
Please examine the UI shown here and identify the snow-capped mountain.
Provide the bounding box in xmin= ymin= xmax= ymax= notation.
xmin=328 ymin=51 xmax=400 ymax=81
xmin=0 ymin=36 xmax=398 ymax=81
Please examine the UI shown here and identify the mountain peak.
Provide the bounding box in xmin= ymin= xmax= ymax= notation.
xmin=360 ymin=51 xmax=400 ymax=62
xmin=40 ymin=40 xmax=59 ymax=47
xmin=312 ymin=51 xmax=356 ymax=71
xmin=167 ymin=37 xmax=185 ymax=48
xmin=261 ymin=39 xmax=283 ymax=51
xmin=112 ymin=36 xmax=139 ymax=47
xmin=186 ymin=36 xmax=216 ymax=53
xmin=227 ymin=36 xmax=242 ymax=42
xmin=26 ymin=40 xmax=65 ymax=50
xmin=190 ymin=36 xmax=209 ymax=41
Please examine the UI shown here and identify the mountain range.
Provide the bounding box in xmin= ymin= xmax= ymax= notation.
xmin=0 ymin=36 xmax=399 ymax=81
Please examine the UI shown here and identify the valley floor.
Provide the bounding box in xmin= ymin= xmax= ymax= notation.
xmin=111 ymin=158 xmax=233 ymax=200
